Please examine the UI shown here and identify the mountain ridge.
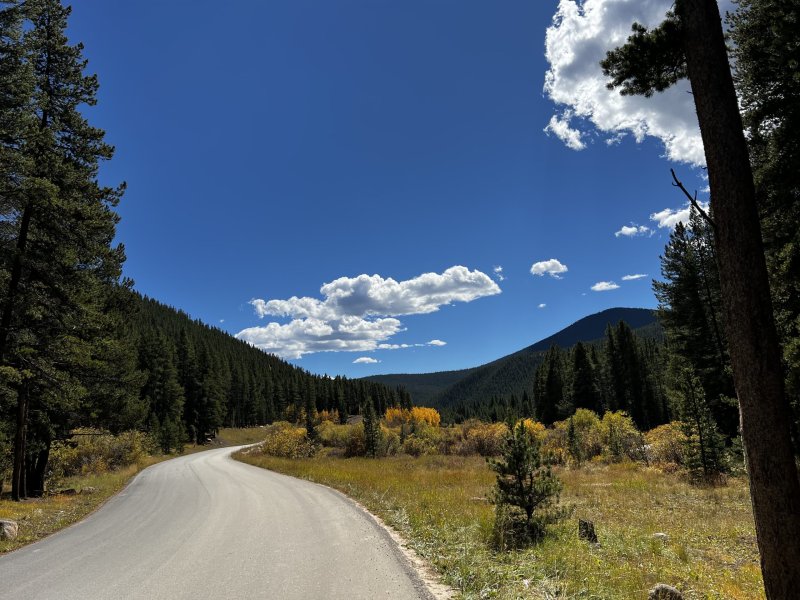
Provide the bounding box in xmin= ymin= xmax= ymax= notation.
xmin=364 ymin=307 xmax=659 ymax=408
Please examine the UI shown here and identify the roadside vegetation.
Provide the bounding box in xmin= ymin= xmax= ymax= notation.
xmin=236 ymin=408 xmax=763 ymax=599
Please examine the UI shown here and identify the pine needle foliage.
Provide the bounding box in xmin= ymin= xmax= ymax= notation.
xmin=489 ymin=421 xmax=564 ymax=548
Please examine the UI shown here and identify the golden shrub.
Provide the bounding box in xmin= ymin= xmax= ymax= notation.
xmin=645 ymin=422 xmax=686 ymax=467
xmin=261 ymin=421 xmax=316 ymax=458
xmin=383 ymin=406 xmax=441 ymax=428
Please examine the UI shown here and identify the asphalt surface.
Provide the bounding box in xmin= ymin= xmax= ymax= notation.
xmin=0 ymin=446 xmax=432 ymax=599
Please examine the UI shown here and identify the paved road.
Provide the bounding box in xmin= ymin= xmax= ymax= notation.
xmin=0 ymin=447 xmax=432 ymax=600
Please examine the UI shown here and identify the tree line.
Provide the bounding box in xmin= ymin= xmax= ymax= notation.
xmin=448 ymin=322 xmax=669 ymax=431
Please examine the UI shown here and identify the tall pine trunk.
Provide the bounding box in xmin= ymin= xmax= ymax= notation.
xmin=677 ymin=0 xmax=800 ymax=595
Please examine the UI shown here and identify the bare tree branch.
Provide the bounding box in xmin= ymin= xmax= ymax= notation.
xmin=670 ymin=168 xmax=716 ymax=230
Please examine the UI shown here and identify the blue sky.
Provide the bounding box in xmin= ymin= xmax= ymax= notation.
xmin=67 ymin=0 xmax=711 ymax=377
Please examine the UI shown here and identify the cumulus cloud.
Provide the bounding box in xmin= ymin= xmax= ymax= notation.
xmin=428 ymin=339 xmax=447 ymax=346
xmin=237 ymin=266 xmax=498 ymax=359
xmin=530 ymin=259 xmax=568 ymax=279
xmin=650 ymin=201 xmax=710 ymax=229
xmin=591 ymin=281 xmax=620 ymax=291
xmin=622 ymin=273 xmax=648 ymax=281
xmin=544 ymin=0 xmax=718 ymax=165
xmin=353 ymin=357 xmax=379 ymax=364
xmin=538 ymin=303 xmax=547 ymax=309
xmin=615 ymin=224 xmax=651 ymax=237
xmin=493 ymin=266 xmax=505 ymax=282
xmin=544 ymin=110 xmax=586 ymax=150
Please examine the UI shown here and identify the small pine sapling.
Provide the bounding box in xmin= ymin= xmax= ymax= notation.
xmin=489 ymin=421 xmax=565 ymax=548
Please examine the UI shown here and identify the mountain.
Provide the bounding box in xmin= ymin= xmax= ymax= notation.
xmin=364 ymin=307 xmax=659 ymax=410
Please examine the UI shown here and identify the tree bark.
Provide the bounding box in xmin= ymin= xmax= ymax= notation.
xmin=676 ymin=0 xmax=800 ymax=596
xmin=11 ymin=383 xmax=27 ymax=501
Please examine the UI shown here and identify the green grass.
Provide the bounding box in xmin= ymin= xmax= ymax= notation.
xmin=236 ymin=451 xmax=764 ymax=599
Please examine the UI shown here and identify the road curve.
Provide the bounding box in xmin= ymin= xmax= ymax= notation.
xmin=0 ymin=447 xmax=433 ymax=600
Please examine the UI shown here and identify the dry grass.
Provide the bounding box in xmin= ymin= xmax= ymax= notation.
xmin=214 ymin=427 xmax=268 ymax=446
xmin=236 ymin=452 xmax=764 ymax=599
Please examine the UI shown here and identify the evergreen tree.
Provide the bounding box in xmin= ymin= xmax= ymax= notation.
xmin=0 ymin=0 xmax=129 ymax=498
xmin=672 ymin=364 xmax=726 ymax=481
xmin=362 ymin=400 xmax=380 ymax=458
xmin=489 ymin=421 xmax=563 ymax=545
xmin=570 ymin=342 xmax=601 ymax=414
xmin=602 ymin=3 xmax=800 ymax=589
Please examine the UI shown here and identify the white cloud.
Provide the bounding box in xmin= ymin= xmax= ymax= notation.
xmin=427 ymin=339 xmax=447 ymax=346
xmin=530 ymin=259 xmax=568 ymax=279
xmin=538 ymin=303 xmax=547 ymax=309
xmin=544 ymin=110 xmax=586 ymax=150
xmin=650 ymin=201 xmax=709 ymax=229
xmin=591 ymin=281 xmax=620 ymax=291
xmin=622 ymin=273 xmax=648 ymax=281
xmin=615 ymin=224 xmax=651 ymax=237
xmin=493 ymin=266 xmax=505 ymax=281
xmin=544 ymin=0 xmax=709 ymax=165
xmin=237 ymin=266 xmax=499 ymax=359
xmin=353 ymin=357 xmax=379 ymax=364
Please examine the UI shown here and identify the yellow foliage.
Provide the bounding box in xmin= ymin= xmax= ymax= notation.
xmin=520 ymin=418 xmax=546 ymax=441
xmin=410 ymin=407 xmax=441 ymax=427
xmin=49 ymin=429 xmax=150 ymax=481
xmin=384 ymin=406 xmax=441 ymax=428
xmin=384 ymin=407 xmax=407 ymax=427
xmin=645 ymin=422 xmax=687 ymax=467
xmin=261 ymin=422 xmax=316 ymax=458
xmin=317 ymin=409 xmax=339 ymax=423
xmin=463 ymin=420 xmax=509 ymax=456
xmin=600 ymin=411 xmax=644 ymax=461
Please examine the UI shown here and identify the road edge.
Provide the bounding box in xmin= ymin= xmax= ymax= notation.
xmin=231 ymin=448 xmax=455 ymax=600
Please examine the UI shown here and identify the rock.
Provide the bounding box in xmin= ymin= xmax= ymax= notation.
xmin=80 ymin=487 xmax=97 ymax=495
xmin=653 ymin=532 xmax=669 ymax=542
xmin=0 ymin=520 xmax=18 ymax=540
xmin=578 ymin=519 xmax=598 ymax=544
xmin=649 ymin=583 xmax=683 ymax=599
xmin=59 ymin=488 xmax=77 ymax=496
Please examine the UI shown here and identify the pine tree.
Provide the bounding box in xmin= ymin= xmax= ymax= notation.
xmin=362 ymin=400 xmax=381 ymax=458
xmin=603 ymin=5 xmax=800 ymax=589
xmin=570 ymin=342 xmax=601 ymax=414
xmin=489 ymin=421 xmax=563 ymax=546
xmin=672 ymin=364 xmax=726 ymax=481
xmin=1 ymin=0 xmax=129 ymax=498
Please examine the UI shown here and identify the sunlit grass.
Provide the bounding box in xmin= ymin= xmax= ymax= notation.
xmin=215 ymin=426 xmax=268 ymax=446
xmin=236 ymin=452 xmax=764 ymax=599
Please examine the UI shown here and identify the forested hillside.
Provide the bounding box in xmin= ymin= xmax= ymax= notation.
xmin=366 ymin=307 xmax=659 ymax=413
xmin=128 ymin=293 xmax=410 ymax=449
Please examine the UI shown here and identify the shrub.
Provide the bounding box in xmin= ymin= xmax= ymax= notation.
xmin=544 ymin=410 xmax=603 ymax=465
xmin=261 ymin=422 xmax=317 ymax=459
xmin=458 ymin=420 xmax=509 ymax=456
xmin=489 ymin=422 xmax=565 ymax=548
xmin=49 ymin=429 xmax=149 ymax=481
xmin=645 ymin=422 xmax=686 ymax=467
xmin=403 ymin=435 xmax=435 ymax=457
xmin=384 ymin=406 xmax=441 ymax=428
xmin=600 ymin=411 xmax=644 ymax=462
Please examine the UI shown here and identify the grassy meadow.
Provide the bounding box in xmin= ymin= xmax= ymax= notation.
xmin=237 ymin=450 xmax=763 ymax=599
